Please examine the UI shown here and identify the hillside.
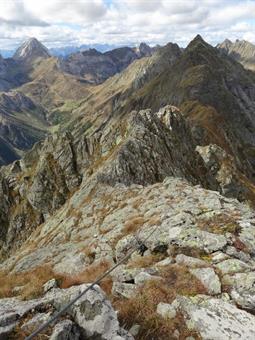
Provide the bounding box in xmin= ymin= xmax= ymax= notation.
xmin=0 ymin=91 xmax=48 ymax=166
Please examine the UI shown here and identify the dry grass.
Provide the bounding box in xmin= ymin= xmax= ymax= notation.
xmin=0 ymin=265 xmax=62 ymax=300
xmin=113 ymin=265 xmax=205 ymax=340
xmin=60 ymin=259 xmax=113 ymax=294
xmin=147 ymin=216 xmax=161 ymax=227
xmin=123 ymin=216 xmax=146 ymax=234
xmin=127 ymin=254 xmax=165 ymax=269
xmin=170 ymin=245 xmax=209 ymax=259
xmin=196 ymin=213 xmax=240 ymax=235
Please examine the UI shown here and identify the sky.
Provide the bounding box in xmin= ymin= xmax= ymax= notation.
xmin=0 ymin=0 xmax=255 ymax=51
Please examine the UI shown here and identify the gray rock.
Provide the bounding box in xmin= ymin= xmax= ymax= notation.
xmin=112 ymin=282 xmax=137 ymax=299
xmin=129 ymin=324 xmax=140 ymax=337
xmin=0 ymin=284 xmax=133 ymax=340
xmin=222 ymin=272 xmax=255 ymax=311
xmin=225 ymin=246 xmax=251 ymax=263
xmin=175 ymin=254 xmax=209 ymax=267
xmin=156 ymin=302 xmax=177 ymax=319
xmin=211 ymin=251 xmax=230 ymax=264
xmin=175 ymin=295 xmax=255 ymax=340
xmin=168 ymin=227 xmax=227 ymax=253
xmin=54 ymin=252 xmax=89 ymax=275
xmin=111 ymin=265 xmax=141 ymax=283
xmin=154 ymin=256 xmax=173 ymax=267
xmin=50 ymin=320 xmax=81 ymax=340
xmin=0 ymin=324 xmax=18 ymax=340
xmin=134 ymin=272 xmax=162 ymax=286
xmin=0 ymin=312 xmax=19 ymax=327
xmin=21 ymin=312 xmax=52 ymax=332
xmin=48 ymin=284 xmax=133 ymax=340
xmin=215 ymin=258 xmax=250 ymax=275
xmin=190 ymin=268 xmax=221 ymax=295
xmin=43 ymin=278 xmax=58 ymax=293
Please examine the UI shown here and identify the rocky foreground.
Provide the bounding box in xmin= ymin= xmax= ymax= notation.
xmin=1 ymin=176 xmax=255 ymax=339
xmin=1 ymin=106 xmax=255 ymax=339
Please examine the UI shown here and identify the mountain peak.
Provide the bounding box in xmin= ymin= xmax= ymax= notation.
xmin=223 ymin=38 xmax=232 ymax=44
xmin=137 ymin=42 xmax=153 ymax=56
xmin=13 ymin=37 xmax=50 ymax=62
xmin=186 ymin=34 xmax=209 ymax=50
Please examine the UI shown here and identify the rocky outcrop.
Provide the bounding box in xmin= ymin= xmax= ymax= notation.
xmin=0 ymin=105 xmax=216 ymax=254
xmin=0 ymin=283 xmax=133 ymax=339
xmin=97 ymin=106 xmax=210 ymax=187
xmin=1 ymin=176 xmax=255 ymax=338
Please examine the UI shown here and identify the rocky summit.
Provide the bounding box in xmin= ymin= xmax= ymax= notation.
xmin=1 ymin=33 xmax=255 ymax=340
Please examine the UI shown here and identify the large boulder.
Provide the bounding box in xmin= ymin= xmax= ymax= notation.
xmin=0 ymin=284 xmax=133 ymax=340
xmin=175 ymin=295 xmax=255 ymax=340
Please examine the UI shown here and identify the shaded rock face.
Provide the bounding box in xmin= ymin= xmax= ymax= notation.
xmin=60 ymin=44 xmax=156 ymax=84
xmin=98 ymin=106 xmax=210 ymax=187
xmin=0 ymin=91 xmax=48 ymax=166
xmin=0 ymin=55 xmax=28 ymax=91
xmin=0 ymin=132 xmax=83 ymax=253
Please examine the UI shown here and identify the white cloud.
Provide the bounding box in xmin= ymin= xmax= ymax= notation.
xmin=0 ymin=0 xmax=255 ymax=51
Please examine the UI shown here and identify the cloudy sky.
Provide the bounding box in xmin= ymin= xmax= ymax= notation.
xmin=0 ymin=0 xmax=255 ymax=50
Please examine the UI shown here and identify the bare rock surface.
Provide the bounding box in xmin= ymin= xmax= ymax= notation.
xmin=0 ymin=284 xmax=133 ymax=340
xmin=175 ymin=295 xmax=255 ymax=340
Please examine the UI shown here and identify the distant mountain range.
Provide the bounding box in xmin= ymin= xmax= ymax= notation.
xmin=217 ymin=39 xmax=255 ymax=71
xmin=0 ymin=35 xmax=255 ymax=167
xmin=0 ymin=38 xmax=157 ymax=165
xmin=0 ymin=42 xmax=155 ymax=58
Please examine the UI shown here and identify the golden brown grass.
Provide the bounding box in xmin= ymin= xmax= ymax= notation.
xmin=196 ymin=213 xmax=240 ymax=235
xmin=127 ymin=254 xmax=165 ymax=269
xmin=60 ymin=259 xmax=112 ymax=294
xmin=123 ymin=216 xmax=146 ymax=234
xmin=113 ymin=265 xmax=205 ymax=340
xmin=147 ymin=216 xmax=161 ymax=227
xmin=0 ymin=265 xmax=62 ymax=300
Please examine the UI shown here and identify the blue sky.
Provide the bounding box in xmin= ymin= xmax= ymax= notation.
xmin=0 ymin=0 xmax=255 ymax=50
